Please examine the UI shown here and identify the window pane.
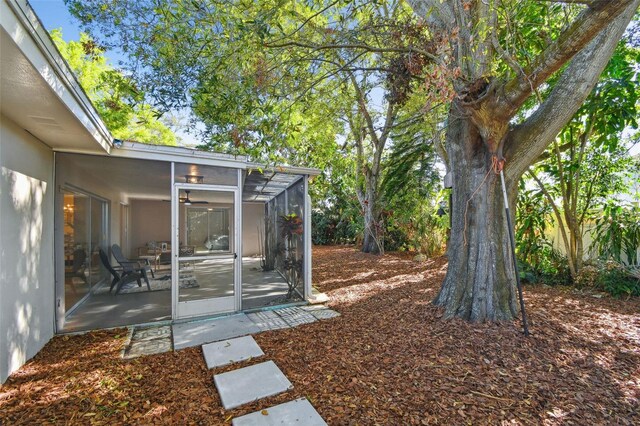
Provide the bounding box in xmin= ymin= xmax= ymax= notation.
xmin=90 ymin=197 xmax=108 ymax=286
xmin=63 ymin=191 xmax=91 ymax=310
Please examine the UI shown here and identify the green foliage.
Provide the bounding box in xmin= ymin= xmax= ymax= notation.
xmin=377 ymin=96 xmax=446 ymax=254
xmin=595 ymin=261 xmax=640 ymax=297
xmin=518 ymin=247 xmax=572 ymax=287
xmin=384 ymin=202 xmax=448 ymax=256
xmin=66 ymin=1 xmax=451 ymax=255
xmin=523 ymin=39 xmax=639 ymax=279
xmin=278 ymin=213 xmax=304 ymax=298
xmin=50 ymin=29 xmax=176 ymax=145
xmin=591 ymin=203 xmax=640 ymax=266
xmin=515 ymin=186 xmax=553 ymax=266
xmin=515 ymin=186 xmax=571 ymax=285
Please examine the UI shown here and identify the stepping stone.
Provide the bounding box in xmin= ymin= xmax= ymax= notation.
xmin=308 ymin=309 xmax=340 ymax=320
xmin=214 ymin=361 xmax=292 ymax=410
xmin=173 ymin=314 xmax=261 ymax=350
xmin=232 ymin=398 xmax=327 ymax=426
xmin=202 ymin=336 xmax=264 ymax=369
xmin=123 ymin=325 xmax=173 ymax=359
xmin=247 ymin=311 xmax=290 ymax=331
xmin=300 ymin=305 xmax=329 ymax=312
xmin=274 ymin=307 xmax=317 ymax=327
xmin=124 ymin=338 xmax=172 ymax=359
xmin=131 ymin=325 xmax=172 ymax=342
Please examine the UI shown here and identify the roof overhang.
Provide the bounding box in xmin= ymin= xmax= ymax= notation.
xmin=0 ymin=0 xmax=112 ymax=153
xmin=113 ymin=141 xmax=321 ymax=176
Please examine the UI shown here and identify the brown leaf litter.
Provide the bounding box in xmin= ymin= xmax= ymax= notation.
xmin=1 ymin=245 xmax=638 ymax=425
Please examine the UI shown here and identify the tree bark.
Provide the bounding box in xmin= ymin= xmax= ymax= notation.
xmin=405 ymin=0 xmax=638 ymax=322
xmin=361 ymin=173 xmax=382 ymax=254
xmin=436 ymin=104 xmax=519 ymax=321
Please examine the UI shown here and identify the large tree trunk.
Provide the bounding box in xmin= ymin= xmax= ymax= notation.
xmin=436 ymin=107 xmax=519 ymax=321
xmin=361 ymin=174 xmax=382 ymax=254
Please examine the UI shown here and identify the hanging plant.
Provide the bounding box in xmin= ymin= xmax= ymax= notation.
xmin=278 ymin=213 xmax=304 ymax=298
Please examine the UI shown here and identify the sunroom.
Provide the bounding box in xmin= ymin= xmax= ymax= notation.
xmin=57 ymin=142 xmax=317 ymax=333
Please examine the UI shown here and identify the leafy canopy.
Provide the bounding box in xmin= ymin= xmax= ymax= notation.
xmin=51 ymin=29 xmax=176 ymax=145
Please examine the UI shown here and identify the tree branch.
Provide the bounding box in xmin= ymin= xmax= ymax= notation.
xmin=264 ymin=41 xmax=442 ymax=64
xmin=504 ymin=0 xmax=639 ymax=180
xmin=349 ymin=73 xmax=379 ymax=148
xmin=405 ymin=0 xmax=455 ymax=33
xmin=499 ymin=0 xmax=635 ymax=116
xmin=268 ymin=0 xmax=342 ymax=44
xmin=535 ymin=0 xmax=609 ymax=8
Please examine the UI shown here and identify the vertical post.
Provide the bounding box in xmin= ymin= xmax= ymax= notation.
xmin=170 ymin=162 xmax=177 ymax=320
xmin=499 ymin=170 xmax=530 ymax=337
xmin=236 ymin=169 xmax=243 ymax=311
xmin=304 ymin=175 xmax=312 ymax=300
xmin=53 ymin=153 xmax=65 ymax=332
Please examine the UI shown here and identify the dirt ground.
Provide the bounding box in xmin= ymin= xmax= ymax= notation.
xmin=1 ymin=245 xmax=639 ymax=425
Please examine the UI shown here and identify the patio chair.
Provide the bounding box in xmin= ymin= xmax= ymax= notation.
xmin=99 ymin=248 xmax=150 ymax=294
xmin=111 ymin=244 xmax=155 ymax=279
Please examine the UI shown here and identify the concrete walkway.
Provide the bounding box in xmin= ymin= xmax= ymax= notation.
xmin=173 ymin=306 xmax=340 ymax=350
xmin=205 ymin=335 xmax=326 ymax=424
xmin=121 ymin=305 xmax=337 ymax=423
xmin=121 ymin=305 xmax=339 ymax=358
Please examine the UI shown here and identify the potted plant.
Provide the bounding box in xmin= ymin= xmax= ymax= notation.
xmin=278 ymin=213 xmax=303 ymax=298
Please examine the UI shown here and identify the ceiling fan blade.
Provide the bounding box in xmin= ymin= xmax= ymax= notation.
xmin=191 ymin=200 xmax=209 ymax=204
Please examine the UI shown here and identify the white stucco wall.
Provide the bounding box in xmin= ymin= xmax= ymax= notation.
xmin=0 ymin=114 xmax=55 ymax=384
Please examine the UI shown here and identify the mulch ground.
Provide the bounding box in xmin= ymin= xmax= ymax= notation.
xmin=1 ymin=245 xmax=639 ymax=425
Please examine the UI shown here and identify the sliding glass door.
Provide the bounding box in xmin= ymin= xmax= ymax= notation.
xmin=62 ymin=188 xmax=109 ymax=314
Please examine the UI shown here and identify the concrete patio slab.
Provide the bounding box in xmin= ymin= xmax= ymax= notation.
xmin=214 ymin=361 xmax=292 ymax=410
xmin=202 ymin=335 xmax=264 ymax=369
xmin=173 ymin=314 xmax=261 ymax=350
xmin=232 ymin=398 xmax=327 ymax=426
xmin=247 ymin=310 xmax=291 ymax=331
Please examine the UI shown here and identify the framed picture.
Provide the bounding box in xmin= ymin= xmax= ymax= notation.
xmin=161 ymin=242 xmax=168 ymax=252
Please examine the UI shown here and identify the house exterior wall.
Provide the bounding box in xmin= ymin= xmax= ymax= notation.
xmin=0 ymin=114 xmax=55 ymax=384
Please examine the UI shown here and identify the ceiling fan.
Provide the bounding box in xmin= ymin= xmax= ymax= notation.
xmin=162 ymin=190 xmax=209 ymax=205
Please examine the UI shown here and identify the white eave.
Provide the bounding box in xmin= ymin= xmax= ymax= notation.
xmin=112 ymin=141 xmax=251 ymax=169
xmin=1 ymin=0 xmax=112 ymax=153
xmin=112 ymin=141 xmax=322 ymax=176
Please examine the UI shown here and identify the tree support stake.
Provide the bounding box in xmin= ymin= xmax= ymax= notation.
xmin=499 ymin=168 xmax=530 ymax=336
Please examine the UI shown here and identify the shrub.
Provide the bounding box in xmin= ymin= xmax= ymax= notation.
xmin=595 ymin=261 xmax=640 ymax=297
xmin=591 ymin=202 xmax=640 ymax=266
xmin=518 ymin=245 xmax=572 ymax=286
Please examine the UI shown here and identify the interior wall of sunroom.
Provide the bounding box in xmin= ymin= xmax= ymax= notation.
xmin=129 ymin=199 xmax=171 ymax=257
xmin=242 ymin=202 xmax=263 ymax=256
xmin=0 ymin=115 xmax=55 ymax=384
